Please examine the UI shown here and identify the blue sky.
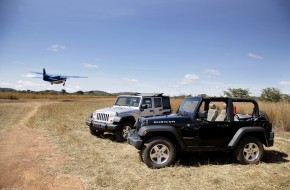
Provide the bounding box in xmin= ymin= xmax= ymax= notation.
xmin=0 ymin=0 xmax=290 ymax=96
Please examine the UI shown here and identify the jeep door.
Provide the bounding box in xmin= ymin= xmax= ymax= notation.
xmin=193 ymin=100 xmax=234 ymax=146
xmin=140 ymin=97 xmax=154 ymax=117
xmin=152 ymin=97 xmax=164 ymax=116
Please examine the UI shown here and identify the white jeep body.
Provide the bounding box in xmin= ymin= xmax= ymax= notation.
xmin=86 ymin=93 xmax=171 ymax=141
xmin=91 ymin=94 xmax=171 ymax=124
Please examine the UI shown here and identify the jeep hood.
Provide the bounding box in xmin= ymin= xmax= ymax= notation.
xmin=94 ymin=106 xmax=139 ymax=115
xmin=145 ymin=114 xmax=192 ymax=125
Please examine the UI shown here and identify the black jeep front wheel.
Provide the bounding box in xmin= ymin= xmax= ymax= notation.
xmin=115 ymin=122 xmax=133 ymax=142
xmin=141 ymin=137 xmax=176 ymax=169
xmin=234 ymin=137 xmax=264 ymax=164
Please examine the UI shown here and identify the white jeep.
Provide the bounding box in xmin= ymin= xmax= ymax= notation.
xmin=86 ymin=93 xmax=171 ymax=141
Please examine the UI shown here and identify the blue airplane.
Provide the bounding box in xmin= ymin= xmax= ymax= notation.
xmin=32 ymin=68 xmax=87 ymax=86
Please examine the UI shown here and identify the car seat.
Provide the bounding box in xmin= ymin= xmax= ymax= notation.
xmin=207 ymin=104 xmax=218 ymax=121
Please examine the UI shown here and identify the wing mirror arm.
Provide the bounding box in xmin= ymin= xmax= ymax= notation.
xmin=141 ymin=104 xmax=148 ymax=111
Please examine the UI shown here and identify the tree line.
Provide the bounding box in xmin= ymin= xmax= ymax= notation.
xmin=222 ymin=87 xmax=290 ymax=102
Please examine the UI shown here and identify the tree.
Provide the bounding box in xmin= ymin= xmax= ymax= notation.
xmin=61 ymin=89 xmax=67 ymax=94
xmin=282 ymin=94 xmax=290 ymax=102
xmin=197 ymin=94 xmax=208 ymax=98
xmin=223 ymin=88 xmax=250 ymax=98
xmin=76 ymin=90 xmax=84 ymax=95
xmin=260 ymin=87 xmax=282 ymax=102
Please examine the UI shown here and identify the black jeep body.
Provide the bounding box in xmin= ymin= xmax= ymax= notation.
xmin=127 ymin=97 xmax=274 ymax=168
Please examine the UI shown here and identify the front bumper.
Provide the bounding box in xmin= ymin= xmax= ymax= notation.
xmin=86 ymin=120 xmax=119 ymax=132
xmin=127 ymin=129 xmax=143 ymax=150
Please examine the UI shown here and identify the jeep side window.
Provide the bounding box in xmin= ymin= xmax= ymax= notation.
xmin=154 ymin=98 xmax=162 ymax=108
xmin=233 ymin=102 xmax=256 ymax=121
xmin=142 ymin=98 xmax=152 ymax=108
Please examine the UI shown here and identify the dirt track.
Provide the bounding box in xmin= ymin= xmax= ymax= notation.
xmin=0 ymin=102 xmax=84 ymax=190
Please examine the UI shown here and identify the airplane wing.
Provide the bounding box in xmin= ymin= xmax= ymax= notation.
xmin=63 ymin=75 xmax=88 ymax=78
xmin=32 ymin=76 xmax=43 ymax=78
xmin=31 ymin=70 xmax=87 ymax=78
xmin=31 ymin=71 xmax=43 ymax=75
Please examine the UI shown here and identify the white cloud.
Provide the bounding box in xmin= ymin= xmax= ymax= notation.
xmin=48 ymin=44 xmax=67 ymax=52
xmin=16 ymin=80 xmax=46 ymax=87
xmin=279 ymin=81 xmax=290 ymax=86
xmin=12 ymin=61 xmax=25 ymax=65
xmin=122 ymin=78 xmax=138 ymax=82
xmin=180 ymin=74 xmax=199 ymax=85
xmin=0 ymin=82 xmax=11 ymax=87
xmin=204 ymin=69 xmax=220 ymax=76
xmin=169 ymin=73 xmax=199 ymax=88
xmin=248 ymin=53 xmax=263 ymax=60
xmin=22 ymin=74 xmax=38 ymax=78
xmin=83 ymin=64 xmax=99 ymax=68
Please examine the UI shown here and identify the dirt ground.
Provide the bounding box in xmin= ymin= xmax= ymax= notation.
xmin=0 ymin=102 xmax=84 ymax=190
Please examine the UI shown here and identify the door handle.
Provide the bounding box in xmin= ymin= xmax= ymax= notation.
xmin=217 ymin=124 xmax=228 ymax=128
xmin=149 ymin=110 xmax=154 ymax=112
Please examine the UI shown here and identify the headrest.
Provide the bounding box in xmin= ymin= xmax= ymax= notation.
xmin=209 ymin=104 xmax=216 ymax=109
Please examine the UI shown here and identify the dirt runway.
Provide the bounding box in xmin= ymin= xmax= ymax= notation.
xmin=0 ymin=102 xmax=84 ymax=190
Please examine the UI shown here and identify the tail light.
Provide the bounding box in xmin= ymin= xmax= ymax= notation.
xmin=233 ymin=105 xmax=237 ymax=115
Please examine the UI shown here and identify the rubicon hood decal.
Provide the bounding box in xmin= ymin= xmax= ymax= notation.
xmin=153 ymin=120 xmax=176 ymax=124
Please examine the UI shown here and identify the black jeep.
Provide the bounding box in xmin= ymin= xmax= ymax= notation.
xmin=127 ymin=97 xmax=274 ymax=168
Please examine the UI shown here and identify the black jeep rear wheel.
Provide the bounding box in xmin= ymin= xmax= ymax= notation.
xmin=234 ymin=137 xmax=264 ymax=164
xmin=141 ymin=136 xmax=176 ymax=169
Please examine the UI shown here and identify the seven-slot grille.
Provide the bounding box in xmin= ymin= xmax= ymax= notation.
xmin=95 ymin=113 xmax=110 ymax=121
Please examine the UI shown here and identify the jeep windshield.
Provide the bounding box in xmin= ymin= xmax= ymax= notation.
xmin=114 ymin=96 xmax=141 ymax=107
xmin=177 ymin=97 xmax=200 ymax=115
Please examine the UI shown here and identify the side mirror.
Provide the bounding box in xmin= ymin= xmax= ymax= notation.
xmin=141 ymin=104 xmax=148 ymax=111
xmin=198 ymin=111 xmax=207 ymax=120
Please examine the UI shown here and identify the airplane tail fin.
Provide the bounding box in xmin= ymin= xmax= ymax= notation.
xmin=43 ymin=68 xmax=47 ymax=79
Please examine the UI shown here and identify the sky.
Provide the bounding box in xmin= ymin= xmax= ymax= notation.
xmin=0 ymin=0 xmax=290 ymax=96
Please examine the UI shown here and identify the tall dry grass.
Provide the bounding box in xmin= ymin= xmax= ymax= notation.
xmin=25 ymin=99 xmax=290 ymax=190
xmin=259 ymin=102 xmax=290 ymax=132
xmin=0 ymin=91 xmax=113 ymax=100
xmin=1 ymin=92 xmax=290 ymax=131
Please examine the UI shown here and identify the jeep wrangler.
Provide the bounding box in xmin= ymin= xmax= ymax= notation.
xmin=86 ymin=93 xmax=171 ymax=142
xmin=127 ymin=97 xmax=274 ymax=168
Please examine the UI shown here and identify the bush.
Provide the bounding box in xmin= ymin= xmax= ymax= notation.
xmin=8 ymin=95 xmax=19 ymax=100
xmin=260 ymin=87 xmax=282 ymax=102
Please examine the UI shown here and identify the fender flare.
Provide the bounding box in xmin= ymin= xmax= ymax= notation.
xmin=228 ymin=126 xmax=267 ymax=147
xmin=138 ymin=125 xmax=186 ymax=150
xmin=117 ymin=115 xmax=136 ymax=125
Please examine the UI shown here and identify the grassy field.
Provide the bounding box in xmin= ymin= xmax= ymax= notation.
xmin=1 ymin=97 xmax=290 ymax=189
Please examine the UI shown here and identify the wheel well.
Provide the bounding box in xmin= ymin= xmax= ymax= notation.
xmin=238 ymin=132 xmax=266 ymax=145
xmin=120 ymin=117 xmax=135 ymax=126
xmin=142 ymin=132 xmax=182 ymax=150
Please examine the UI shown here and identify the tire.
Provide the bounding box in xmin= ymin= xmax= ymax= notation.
xmin=234 ymin=137 xmax=264 ymax=164
xmin=141 ymin=136 xmax=176 ymax=169
xmin=90 ymin=127 xmax=104 ymax=137
xmin=115 ymin=122 xmax=133 ymax=142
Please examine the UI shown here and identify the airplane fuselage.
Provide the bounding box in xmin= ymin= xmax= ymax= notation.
xmin=43 ymin=76 xmax=67 ymax=85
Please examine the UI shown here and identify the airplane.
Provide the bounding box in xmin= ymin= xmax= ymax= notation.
xmin=32 ymin=68 xmax=87 ymax=86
